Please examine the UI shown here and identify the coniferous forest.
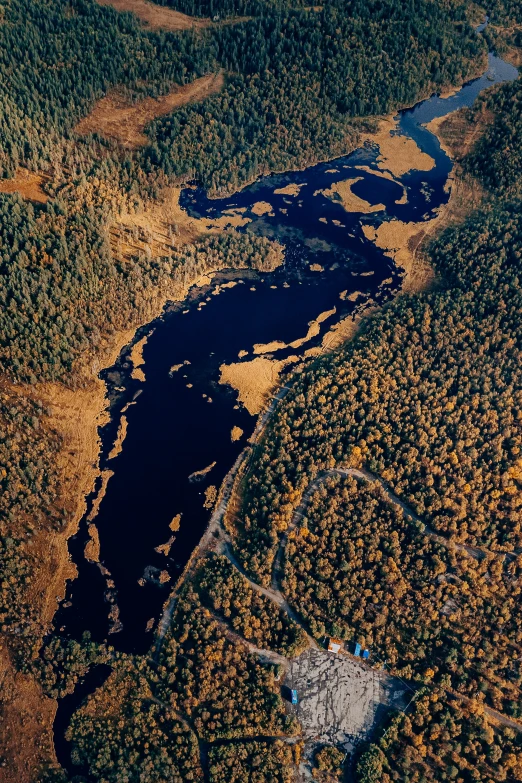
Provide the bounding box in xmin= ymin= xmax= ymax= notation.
xmin=1 ymin=0 xmax=522 ymax=781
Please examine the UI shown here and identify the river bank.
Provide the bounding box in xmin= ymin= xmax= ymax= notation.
xmin=6 ymin=34 xmax=513 ymax=781
xmin=54 ymin=42 xmax=519 ymax=648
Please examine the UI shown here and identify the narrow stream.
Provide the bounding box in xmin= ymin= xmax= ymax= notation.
xmin=51 ymin=37 xmax=518 ymax=771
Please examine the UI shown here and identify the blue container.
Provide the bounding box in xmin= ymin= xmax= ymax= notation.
xmin=291 ymin=689 xmax=298 ymax=705
xmin=362 ymin=649 xmax=370 ymax=659
xmin=354 ymin=643 xmax=361 ymax=657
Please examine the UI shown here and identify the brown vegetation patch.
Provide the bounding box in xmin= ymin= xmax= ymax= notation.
xmin=108 ymin=415 xmax=129 ymax=460
xmin=130 ymin=334 xmax=148 ymax=381
xmin=355 ymin=165 xmax=408 ymax=204
xmin=320 ymin=177 xmax=385 ymax=214
xmin=289 ymin=307 xmax=336 ymax=349
xmin=96 ymin=0 xmax=211 ymax=31
xmin=189 ymin=461 xmax=216 ymax=481
xmin=0 ymin=647 xmax=56 ymax=783
xmin=273 ymin=183 xmax=304 ymax=196
xmin=251 ymin=201 xmax=274 ymax=216
xmin=320 ymin=309 xmax=376 ymax=351
xmin=219 ymin=356 xmax=298 ymax=414
xmin=96 ymin=0 xmax=250 ymax=31
xmin=253 ymin=340 xmax=288 ymax=355
xmin=362 ymin=219 xmax=436 ymax=292
xmin=361 ymin=117 xmax=435 ymax=177
xmin=0 ymin=168 xmax=49 ymax=203
xmin=231 ymin=425 xmax=244 ymax=441
xmin=203 ymin=485 xmax=218 ymax=509
xmin=425 ymin=106 xmax=495 ymax=161
xmin=85 ymin=523 xmax=101 ymax=563
xmin=75 ymin=72 xmax=224 ymax=149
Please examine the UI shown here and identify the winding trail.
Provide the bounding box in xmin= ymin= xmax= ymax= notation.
xmin=272 ymin=465 xmax=504 ymax=598
xmin=156 ymin=447 xmax=522 ymax=746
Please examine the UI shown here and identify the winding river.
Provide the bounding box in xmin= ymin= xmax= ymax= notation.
xmin=52 ymin=38 xmax=518 ymax=771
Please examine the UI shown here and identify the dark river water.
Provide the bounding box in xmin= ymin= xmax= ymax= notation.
xmin=53 ymin=51 xmax=517 ymax=653
xmin=51 ymin=42 xmax=518 ymax=768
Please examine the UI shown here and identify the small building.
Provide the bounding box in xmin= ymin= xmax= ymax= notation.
xmin=291 ymin=689 xmax=298 ymax=705
xmin=354 ymin=642 xmax=362 ymax=657
xmin=327 ymin=638 xmax=343 ymax=654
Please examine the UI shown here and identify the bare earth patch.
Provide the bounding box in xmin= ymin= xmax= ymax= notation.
xmin=286 ymin=648 xmax=407 ymax=754
xmin=0 ymin=168 xmax=49 ymax=203
xmin=75 ymin=72 xmax=224 ymax=149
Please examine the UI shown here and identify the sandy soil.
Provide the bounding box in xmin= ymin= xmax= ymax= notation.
xmin=96 ymin=0 xmax=211 ymax=30
xmin=75 ymin=72 xmax=224 ymax=149
xmin=0 ymin=168 xmax=49 ymax=203
xmin=320 ymin=177 xmax=385 ymax=214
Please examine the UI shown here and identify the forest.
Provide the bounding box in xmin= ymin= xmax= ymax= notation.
xmin=284 ymin=473 xmax=522 ymax=714
xmin=1 ymin=0 xmax=521 ymax=781
xmin=143 ymin=0 xmax=485 ymax=191
xmin=196 ymin=553 xmax=308 ymax=657
xmin=357 ymin=688 xmax=522 ymax=782
xmin=58 ymin=585 xmax=300 ymax=782
xmin=223 ymin=49 xmax=522 ymax=781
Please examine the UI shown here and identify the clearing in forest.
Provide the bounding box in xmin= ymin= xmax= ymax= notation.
xmin=96 ymin=0 xmax=250 ymax=31
xmin=74 ymin=72 xmax=224 ymax=148
xmin=0 ymin=169 xmax=49 ymax=203
xmin=285 ymin=648 xmax=407 ymax=752
xmin=95 ymin=0 xmax=211 ymax=31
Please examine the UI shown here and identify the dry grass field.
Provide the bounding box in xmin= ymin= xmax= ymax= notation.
xmin=74 ymin=72 xmax=224 ymax=148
